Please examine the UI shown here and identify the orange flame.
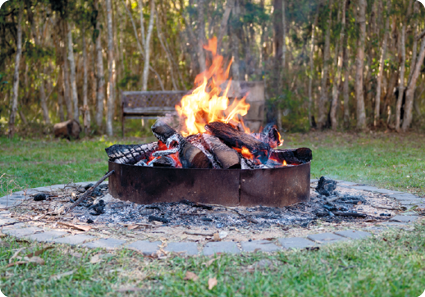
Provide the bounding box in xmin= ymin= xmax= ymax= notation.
xmin=176 ymin=37 xmax=250 ymax=137
xmin=282 ymin=160 xmax=287 ymax=166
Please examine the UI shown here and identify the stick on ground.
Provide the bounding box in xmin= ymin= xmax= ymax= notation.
xmin=66 ymin=170 xmax=115 ymax=213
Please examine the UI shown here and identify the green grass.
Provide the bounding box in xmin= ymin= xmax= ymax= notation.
xmin=0 ymin=131 xmax=425 ymax=296
xmin=1 ymin=131 xmax=424 ymax=197
xmin=1 ymin=224 xmax=425 ymax=296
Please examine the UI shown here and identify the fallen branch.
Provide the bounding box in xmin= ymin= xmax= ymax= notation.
xmin=184 ymin=231 xmax=215 ymax=236
xmin=331 ymin=211 xmax=367 ymax=218
xmin=66 ymin=170 xmax=115 ymax=213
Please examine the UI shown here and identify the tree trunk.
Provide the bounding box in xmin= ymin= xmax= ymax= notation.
xmin=141 ymin=0 xmax=155 ymax=91
xmin=106 ymin=0 xmax=116 ymax=136
xmin=308 ymin=6 xmax=319 ymax=128
xmin=216 ymin=0 xmax=234 ymax=54
xmin=82 ymin=27 xmax=90 ymax=134
xmin=330 ymin=0 xmax=346 ymax=130
xmin=343 ymin=46 xmax=350 ymax=128
xmin=402 ymin=36 xmax=425 ymax=132
xmin=57 ymin=65 xmax=65 ymax=122
xmin=8 ymin=3 xmax=23 ymax=138
xmin=318 ymin=0 xmax=333 ymax=129
xmin=197 ymin=0 xmax=206 ymax=74
xmin=281 ymin=0 xmax=287 ymax=70
xmin=395 ymin=21 xmax=406 ymax=132
xmin=407 ymin=2 xmax=419 ymax=87
xmin=230 ymin=2 xmax=241 ymax=80
xmin=67 ymin=22 xmax=79 ymax=122
xmin=374 ymin=0 xmax=390 ymax=127
xmin=95 ymin=0 xmax=105 ymax=130
xmin=62 ymin=21 xmax=73 ymax=120
xmin=355 ymin=0 xmax=367 ymax=130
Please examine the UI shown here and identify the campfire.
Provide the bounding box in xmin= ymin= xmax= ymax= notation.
xmin=105 ymin=37 xmax=312 ymax=207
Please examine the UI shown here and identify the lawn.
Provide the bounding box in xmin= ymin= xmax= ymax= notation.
xmin=0 ymin=131 xmax=425 ymax=296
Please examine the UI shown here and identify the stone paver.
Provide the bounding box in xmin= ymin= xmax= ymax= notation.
xmin=54 ymin=234 xmax=96 ymax=246
xmin=82 ymin=238 xmax=126 ymax=249
xmin=278 ymin=237 xmax=316 ymax=249
xmin=125 ymin=241 xmax=161 ymax=255
xmin=389 ymin=215 xmax=418 ymax=223
xmin=165 ymin=242 xmax=199 ymax=256
xmin=337 ymin=181 xmax=360 ymax=187
xmin=0 ymin=218 xmax=18 ymax=225
xmin=372 ymin=188 xmax=403 ymax=195
xmin=3 ymin=227 xmax=43 ymax=238
xmin=307 ymin=233 xmax=349 ymax=245
xmin=203 ymin=242 xmax=240 ymax=255
xmin=350 ymin=185 xmax=379 ymax=192
xmin=241 ymin=240 xmax=281 ymax=252
xmin=334 ymin=230 xmax=372 ymax=240
xmin=27 ymin=231 xmax=68 ymax=242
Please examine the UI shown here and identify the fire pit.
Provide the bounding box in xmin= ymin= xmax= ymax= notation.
xmin=107 ymin=37 xmax=312 ymax=207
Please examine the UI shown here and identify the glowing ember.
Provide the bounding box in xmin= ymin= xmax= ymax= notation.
xmin=282 ymin=160 xmax=287 ymax=166
xmin=175 ymin=37 xmax=250 ymax=137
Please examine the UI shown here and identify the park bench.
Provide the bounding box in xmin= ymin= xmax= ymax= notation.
xmin=121 ymin=91 xmax=187 ymax=137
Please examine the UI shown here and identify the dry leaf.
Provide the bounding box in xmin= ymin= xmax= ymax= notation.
xmin=208 ymin=277 xmax=217 ymax=290
xmin=213 ymin=233 xmax=221 ymax=241
xmin=0 ymin=232 xmax=6 ymax=238
xmin=127 ymin=225 xmax=139 ymax=230
xmin=6 ymin=261 xmax=28 ymax=267
xmin=27 ymin=256 xmax=45 ymax=265
xmin=9 ymin=248 xmax=26 ymax=263
xmin=203 ymin=258 xmax=217 ymax=267
xmin=50 ymin=270 xmax=74 ymax=281
xmin=69 ymin=251 xmax=82 ymax=258
xmin=90 ymin=254 xmax=102 ymax=264
xmin=184 ymin=271 xmax=199 ymax=281
xmin=25 ymin=246 xmax=53 ymax=258
xmin=58 ymin=222 xmax=92 ymax=232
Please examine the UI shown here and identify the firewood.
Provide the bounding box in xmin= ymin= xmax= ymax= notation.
xmin=205 ymin=121 xmax=270 ymax=163
xmin=186 ymin=134 xmax=221 ymax=168
xmin=152 ymin=156 xmax=175 ymax=167
xmin=202 ymin=134 xmax=240 ymax=169
xmin=151 ymin=120 xmax=212 ymax=168
xmin=53 ymin=119 xmax=81 ymax=139
xmin=269 ymin=147 xmax=312 ymax=164
xmin=251 ymin=123 xmax=282 ymax=148
xmin=105 ymin=142 xmax=158 ymax=165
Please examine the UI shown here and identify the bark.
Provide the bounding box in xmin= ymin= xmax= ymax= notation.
xmin=57 ymin=66 xmax=65 ymax=122
xmin=402 ymin=36 xmax=425 ymax=132
xmin=106 ymin=0 xmax=116 ymax=136
xmin=330 ymin=0 xmax=346 ymax=130
xmin=62 ymin=21 xmax=72 ymax=120
xmin=121 ymin=0 xmax=164 ymax=90
xmin=197 ymin=0 xmax=206 ymax=74
xmin=141 ymin=0 xmax=155 ymax=91
xmin=343 ymin=47 xmax=350 ymax=128
xmin=27 ymin=3 xmax=50 ymax=124
xmin=67 ymin=22 xmax=79 ymax=122
xmin=318 ymin=0 xmax=333 ymax=129
xmin=82 ymin=27 xmax=90 ymax=134
xmin=395 ymin=21 xmax=406 ymax=132
xmin=407 ymin=2 xmax=419 ymax=87
xmin=374 ymin=0 xmax=391 ymax=127
xmin=8 ymin=3 xmax=23 ymax=138
xmin=216 ymin=0 xmax=234 ymax=54
xmin=155 ymin=11 xmax=178 ymax=90
xmin=95 ymin=0 xmax=105 ymax=130
xmin=281 ymin=0 xmax=287 ymax=69
xmin=308 ymin=6 xmax=319 ymax=128
xmin=355 ymin=0 xmax=367 ymax=130
xmin=230 ymin=2 xmax=241 ymax=80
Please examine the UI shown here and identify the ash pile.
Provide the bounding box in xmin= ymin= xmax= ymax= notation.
xmin=105 ymin=120 xmax=312 ymax=169
xmin=68 ymin=177 xmax=384 ymax=228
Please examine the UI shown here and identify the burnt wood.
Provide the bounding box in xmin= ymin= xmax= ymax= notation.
xmin=105 ymin=142 xmax=158 ymax=165
xmin=202 ymin=134 xmax=240 ymax=169
xmin=269 ymin=148 xmax=313 ymax=164
xmin=251 ymin=123 xmax=282 ymax=148
xmin=205 ymin=121 xmax=270 ymax=163
xmin=151 ymin=120 xmax=212 ymax=168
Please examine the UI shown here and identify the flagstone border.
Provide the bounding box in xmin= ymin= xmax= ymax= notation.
xmin=0 ymin=180 xmax=423 ymax=256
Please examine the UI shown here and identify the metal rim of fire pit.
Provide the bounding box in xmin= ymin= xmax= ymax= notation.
xmin=108 ymin=161 xmax=310 ymax=207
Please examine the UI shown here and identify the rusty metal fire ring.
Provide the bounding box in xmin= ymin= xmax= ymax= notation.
xmin=108 ymin=161 xmax=310 ymax=207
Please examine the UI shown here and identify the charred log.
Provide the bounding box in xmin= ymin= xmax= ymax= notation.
xmin=269 ymin=147 xmax=312 ymax=165
xmin=186 ymin=134 xmax=221 ymax=168
xmin=251 ymin=123 xmax=282 ymax=148
xmin=151 ymin=120 xmax=212 ymax=168
xmin=202 ymin=134 xmax=240 ymax=169
xmin=152 ymin=156 xmax=175 ymax=167
xmin=205 ymin=121 xmax=270 ymax=163
xmin=105 ymin=142 xmax=158 ymax=165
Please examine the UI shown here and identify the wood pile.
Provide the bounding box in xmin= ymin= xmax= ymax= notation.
xmin=105 ymin=120 xmax=312 ymax=169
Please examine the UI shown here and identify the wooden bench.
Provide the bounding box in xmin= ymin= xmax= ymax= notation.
xmin=121 ymin=91 xmax=187 ymax=137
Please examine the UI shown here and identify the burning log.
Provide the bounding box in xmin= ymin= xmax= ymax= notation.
xmin=186 ymin=134 xmax=221 ymax=168
xmin=151 ymin=120 xmax=212 ymax=168
xmin=105 ymin=142 xmax=158 ymax=165
xmin=251 ymin=123 xmax=283 ymax=148
xmin=201 ymin=134 xmax=240 ymax=169
xmin=269 ymin=147 xmax=312 ymax=165
xmin=205 ymin=121 xmax=270 ymax=163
